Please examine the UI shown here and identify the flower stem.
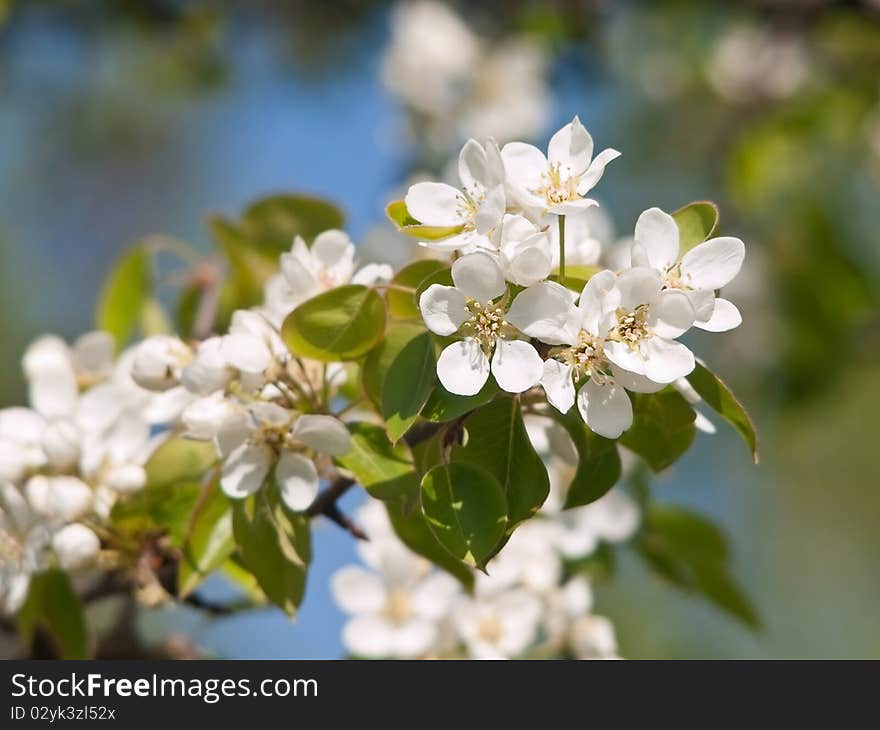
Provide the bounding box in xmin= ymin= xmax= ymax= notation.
xmin=558 ymin=214 xmax=566 ymax=287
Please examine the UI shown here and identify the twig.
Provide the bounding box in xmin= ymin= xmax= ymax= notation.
xmin=193 ymin=259 xmax=225 ymax=340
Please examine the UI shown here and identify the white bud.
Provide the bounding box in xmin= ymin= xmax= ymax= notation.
xmin=42 ymin=420 xmax=81 ymax=471
xmin=180 ymin=337 xmax=231 ymax=396
xmin=26 ymin=475 xmax=93 ymax=522
xmin=131 ymin=336 xmax=191 ymax=392
xmin=0 ymin=439 xmax=28 ymax=484
xmin=104 ymin=463 xmax=147 ymax=494
xmin=52 ymin=524 xmax=100 ymax=570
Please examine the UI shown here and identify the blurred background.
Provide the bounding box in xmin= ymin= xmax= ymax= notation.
xmin=1 ymin=0 xmax=878 ymax=658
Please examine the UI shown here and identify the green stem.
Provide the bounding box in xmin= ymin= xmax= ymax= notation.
xmin=558 ymin=214 xmax=566 ymax=287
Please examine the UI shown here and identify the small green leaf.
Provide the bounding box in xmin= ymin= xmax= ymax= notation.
xmin=232 ymin=486 xmax=311 ymax=617
xmin=549 ymin=408 xmax=622 ymax=509
xmin=144 ymin=438 xmax=218 ymax=490
xmin=422 ymin=378 xmax=500 ymax=422
xmin=95 ymin=244 xmax=152 ymax=348
xmin=620 ymin=390 xmax=696 ymax=472
xmin=140 ymin=297 xmax=172 ymax=336
xmin=382 ymin=332 xmax=436 ymax=442
xmin=334 ymin=422 xmax=419 ymax=501
xmin=686 ymin=362 xmax=759 ymax=463
xmin=16 ymin=570 xmax=89 ymax=659
xmin=672 ymin=201 xmax=720 ymax=253
xmin=241 ymin=194 xmax=345 ymax=253
xmin=178 ymin=482 xmax=235 ymax=597
xmin=281 ymin=284 xmax=386 ymax=362
xmin=421 ymin=462 xmax=507 ymax=568
xmin=361 ymin=322 xmax=425 ymax=406
xmin=386 ymin=200 xmax=464 ymax=241
xmin=550 ymin=265 xmax=601 ymax=293
xmin=387 ymin=259 xmax=448 ymax=319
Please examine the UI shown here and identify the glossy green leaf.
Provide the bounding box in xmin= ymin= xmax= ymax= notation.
xmin=386 ymin=200 xmax=464 ymax=241
xmin=422 ymin=378 xmax=500 ymax=422
xmin=421 ymin=462 xmax=507 ymax=568
xmin=362 ymin=322 xmax=425 ymax=406
xmin=672 ymin=201 xmax=720 ymax=253
xmin=620 ymin=390 xmax=697 ymax=472
xmin=232 ymin=486 xmax=311 ymax=617
xmin=334 ymin=422 xmax=419 ymax=501
xmin=387 ymin=259 xmax=448 ymax=319
xmin=687 ymin=362 xmax=759 ymax=463
xmin=550 ymin=408 xmax=622 ymax=509
xmin=95 ymin=244 xmax=152 ymax=348
xmin=281 ymin=284 xmax=386 ymax=361
xmin=16 ymin=570 xmax=89 ymax=659
xmin=241 ymin=194 xmax=345 ymax=252
xmin=178 ymin=482 xmax=235 ymax=597
xmin=382 ymin=331 xmax=436 ymax=442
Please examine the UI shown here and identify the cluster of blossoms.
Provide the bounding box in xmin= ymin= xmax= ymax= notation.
xmin=408 ymin=117 xmax=745 ymax=438
xmin=332 ymin=414 xmax=637 ymax=660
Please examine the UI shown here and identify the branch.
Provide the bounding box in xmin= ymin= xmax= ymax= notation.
xmin=192 ymin=259 xmax=225 ymax=340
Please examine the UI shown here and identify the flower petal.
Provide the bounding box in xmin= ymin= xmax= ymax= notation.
xmin=577 ymin=269 xmax=619 ymax=335
xmin=577 ymin=379 xmax=633 ymax=439
xmin=615 ymin=266 xmax=662 ymax=310
xmin=292 ymin=414 xmax=352 ymax=456
xmin=680 ymin=236 xmax=745 ymax=290
xmin=548 ymin=116 xmax=594 ymax=176
xmin=436 ymin=340 xmax=490 ymax=396
xmin=419 ymin=284 xmax=468 ymax=336
xmin=280 ymin=242 xmax=318 ymax=296
xmin=220 ymin=443 xmax=270 ymax=499
xmin=608 ymin=365 xmax=664 ymax=393
xmin=311 ymin=229 xmax=355 ymax=271
xmin=52 ymin=524 xmax=100 ymax=570
xmin=221 ymin=333 xmax=272 ymax=374
xmin=331 ymin=565 xmax=387 ymax=614
xmin=603 ymin=340 xmax=645 ymax=376
xmin=451 ymin=252 xmax=506 ymax=302
xmin=275 ymin=451 xmax=319 ymax=511
xmin=649 ymin=289 xmax=695 ymax=339
xmin=474 ymin=184 xmax=506 ymax=234
xmin=633 ymin=207 xmax=679 ymax=271
xmin=500 ymin=141 xmax=547 ymax=191
xmin=695 ymin=297 xmax=742 ymax=332
xmin=642 ymin=337 xmax=695 ymax=383
xmin=491 ymin=339 xmax=544 ymax=393
xmin=540 ymin=360 xmax=575 ymax=413
xmin=404 ymin=182 xmax=465 ymax=227
xmin=576 ymin=148 xmax=621 ymax=195
xmin=506 ymin=281 xmax=577 ymax=345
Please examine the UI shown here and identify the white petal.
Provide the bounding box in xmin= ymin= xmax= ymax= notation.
xmin=331 ymin=565 xmax=386 ymax=614
xmin=410 ymin=572 xmax=461 ymax=620
xmin=506 ymin=281 xmax=577 ymax=345
xmin=500 ymin=142 xmax=547 ymax=191
xmin=351 ymin=263 xmax=393 ymax=287
xmin=311 ymin=229 xmax=355 ymax=272
xmin=680 ymin=236 xmax=745 ymax=290
xmin=280 ymin=245 xmax=318 ymax=297
xmin=694 ymin=410 xmax=717 ymax=434
xmin=436 ymin=340 xmax=490 ymax=396
xmin=220 ymin=443 xmax=270 ymax=499
xmin=71 ymin=331 xmax=115 ymax=377
xmin=104 ymin=463 xmax=147 ymax=493
xmin=491 ymin=339 xmax=543 ymax=393
xmin=419 ymin=284 xmax=468 ymax=336
xmin=342 ymin=614 xmax=395 ymax=658
xmin=577 ymin=379 xmax=633 ymax=438
xmin=615 ymin=266 xmax=662 ymax=310
xmin=603 ymin=340 xmax=645 ymax=376
xmin=576 ymin=148 xmax=621 ymax=195
xmin=451 ymin=252 xmax=506 ymax=302
xmin=649 ymin=289 xmax=695 ymax=339
xmin=695 ymin=297 xmax=742 ymax=332
xmin=609 ymin=366 xmax=664 ymax=393
xmin=540 ymin=360 xmax=575 ymax=414
xmin=642 ymin=337 xmax=695 ymax=384
xmin=52 ymin=524 xmax=100 ymax=570
xmin=292 ymin=414 xmax=351 ymax=456
xmin=577 ymin=269 xmax=619 ymax=335
xmin=42 ymin=420 xmax=81 ymax=471
xmin=548 ymin=117 xmax=594 ymax=176
xmin=459 ymin=138 xmax=490 ymax=192
xmin=29 ymin=372 xmax=78 ymax=421
xmin=506 ymin=245 xmax=552 ymax=287
xmin=548 ymin=198 xmax=598 ymax=216
xmin=275 ymin=451 xmax=319 ymax=511
xmin=221 ymin=333 xmax=272 ymax=374
xmin=474 ymin=184 xmax=506 ymax=235
xmin=687 ymin=288 xmax=717 ymax=323
xmin=404 ymin=182 xmax=465 ymax=227
xmin=633 ymin=207 xmax=679 ymax=271
xmin=181 ymin=337 xmax=231 ymax=395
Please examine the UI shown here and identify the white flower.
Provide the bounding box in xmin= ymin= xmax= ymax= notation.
xmin=631 ymin=207 xmax=744 ymax=332
xmin=502 ymin=116 xmax=620 ymax=218
xmin=131 ymin=335 xmax=192 ymax=392
xmin=544 ymin=488 xmax=640 ymax=559
xmin=180 ymin=337 xmax=233 ymax=396
xmin=25 ymin=475 xmax=93 ymax=524
xmin=0 ymin=408 xmax=48 ymax=483
xmin=569 ymin=614 xmax=619 ymax=659
xmin=548 ymin=206 xmax=611 ymax=268
xmin=496 ymin=214 xmax=554 ymax=286
xmin=478 ymin=520 xmax=562 ymax=597
xmin=542 ymin=575 xmax=594 ymax=650
xmin=404 ymin=139 xmax=506 ymax=253
xmin=0 ymin=484 xmax=49 ymax=615
xmin=453 ymin=589 xmax=542 ymax=659
xmin=51 ymin=523 xmax=100 ymax=570
xmin=419 ymin=252 xmax=572 ymax=395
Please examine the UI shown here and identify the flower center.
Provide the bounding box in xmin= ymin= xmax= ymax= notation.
xmin=461 ymin=299 xmax=507 ymax=352
xmin=557 ymin=330 xmax=606 ymax=380
xmin=612 ymin=305 xmax=652 ymax=350
xmin=664 ymin=263 xmax=688 ymax=291
xmin=385 ymin=590 xmax=413 ymax=625
xmin=535 ymin=163 xmax=579 ymax=206
xmin=0 ymin=527 xmax=24 ymax=569
xmin=456 ymin=190 xmax=483 ymax=231
xmin=477 ymin=616 xmax=503 ymax=644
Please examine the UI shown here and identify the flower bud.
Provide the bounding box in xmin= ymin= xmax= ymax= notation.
xmin=42 ymin=420 xmax=81 ymax=471
xmin=52 ymin=523 xmax=100 ymax=570
xmin=104 ymin=463 xmax=147 ymax=494
xmin=131 ymin=336 xmax=191 ymax=392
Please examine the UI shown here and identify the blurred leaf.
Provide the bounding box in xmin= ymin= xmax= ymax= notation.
xmin=220 ymin=558 xmax=266 ymax=605
xmin=240 ymin=194 xmax=345 ymax=253
xmin=176 ymin=284 xmax=200 ymax=339
xmin=386 ymin=200 xmax=464 ymax=241
xmin=638 ymin=504 xmax=759 ymax=630
xmin=362 ymin=322 xmax=424 ymax=406
xmin=421 ymin=462 xmax=507 ymax=568
xmin=382 ymin=331 xmax=436 ymax=442
xmin=334 ymin=422 xmax=419 ymax=501
xmin=95 ymin=244 xmax=152 ymax=348
xmin=17 ymin=570 xmax=89 ymax=659
xmin=672 ymin=201 xmax=719 ymax=253
xmin=145 ymin=438 xmax=218 ymax=490
xmin=140 ymin=297 xmax=172 ymax=336
xmin=687 ymin=362 xmax=758 ymax=463
xmin=549 ymin=265 xmax=600 ymax=293
xmin=549 ymin=408 xmax=622 ymax=509
xmin=387 ymin=259 xmax=448 ymax=319
xmin=282 ymin=284 xmax=386 ymax=361
xmin=620 ymin=390 xmax=696 ymax=472
xmin=232 ymin=486 xmax=311 ymax=617
xmin=178 ymin=482 xmax=234 ymax=597
xmin=422 ymin=378 xmax=500 ymax=422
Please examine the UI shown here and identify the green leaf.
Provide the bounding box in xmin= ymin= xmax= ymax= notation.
xmin=95 ymin=244 xmax=152 ymax=348
xmin=16 ymin=570 xmax=89 ymax=659
xmin=240 ymin=194 xmax=345 ymax=253
xmin=385 ymin=499 xmax=474 ymax=590
xmin=637 ymin=504 xmax=759 ymax=629
xmin=361 ymin=322 xmax=425 ymax=406
xmin=549 ymin=408 xmax=622 ymax=509
xmin=421 ymin=462 xmax=507 ymax=568
xmin=452 ymin=397 xmax=550 ymax=532
xmin=140 ymin=297 xmax=172 ymax=336
xmin=686 ymin=362 xmax=759 ymax=463
xmin=334 ymin=422 xmax=419 ymax=501
xmin=232 ymin=486 xmax=311 ymax=617
xmin=386 ymin=200 xmax=464 ymax=241
xmin=422 ymin=378 xmax=500 ymax=422
xmin=672 ymin=201 xmax=720 ymax=254
xmin=144 ymin=437 xmax=218 ymax=490
xmin=281 ymin=284 xmax=386 ymax=362
xmin=550 ymin=265 xmax=601 ymax=293
xmin=387 ymin=259 xmax=448 ymax=319
xmin=178 ymin=482 xmax=235 ymax=597
xmin=382 ymin=332 xmax=436 ymax=442
xmin=620 ymin=390 xmax=697 ymax=472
